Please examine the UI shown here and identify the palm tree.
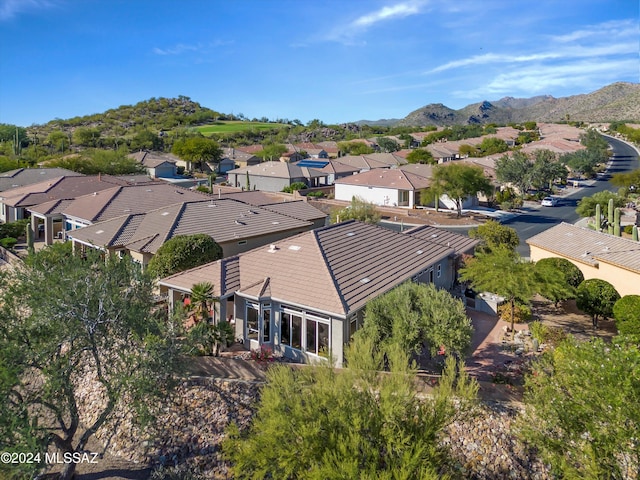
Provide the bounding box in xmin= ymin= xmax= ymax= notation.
xmin=189 ymin=282 xmax=217 ymax=323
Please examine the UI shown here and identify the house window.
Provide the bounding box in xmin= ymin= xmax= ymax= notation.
xmin=262 ymin=308 xmax=271 ymax=343
xmin=399 ymin=190 xmax=409 ymax=205
xmin=246 ymin=305 xmax=259 ymax=340
xmin=281 ymin=310 xmax=303 ymax=349
xmin=429 ymin=269 xmax=434 ymax=283
xmin=238 ymin=240 xmax=247 ymax=245
xmin=306 ymin=316 xmax=330 ymax=357
xmin=437 ymin=264 xmax=442 ymax=278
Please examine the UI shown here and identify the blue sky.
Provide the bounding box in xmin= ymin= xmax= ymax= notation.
xmin=0 ymin=0 xmax=638 ymax=127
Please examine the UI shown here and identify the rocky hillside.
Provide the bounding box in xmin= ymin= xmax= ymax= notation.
xmin=396 ymin=82 xmax=640 ymax=126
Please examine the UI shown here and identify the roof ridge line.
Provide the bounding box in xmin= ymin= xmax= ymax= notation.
xmin=312 ymin=228 xmax=350 ymax=315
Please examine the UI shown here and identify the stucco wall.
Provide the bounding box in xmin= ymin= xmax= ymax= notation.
xmin=529 ymin=245 xmax=640 ymax=297
xmin=334 ymin=183 xmax=411 ymax=207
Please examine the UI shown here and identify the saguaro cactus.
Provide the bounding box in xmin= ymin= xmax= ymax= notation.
xmin=633 ymin=225 xmax=639 ymax=242
xmin=608 ymin=199 xmax=614 ymax=235
xmin=26 ymin=224 xmax=34 ymax=256
xmin=595 ymin=203 xmax=601 ymax=231
xmin=614 ymin=208 xmax=621 ymax=237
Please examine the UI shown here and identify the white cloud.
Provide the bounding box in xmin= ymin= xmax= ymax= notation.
xmin=153 ymin=40 xmax=232 ymax=56
xmin=351 ymin=0 xmax=426 ymax=28
xmin=153 ymin=43 xmax=200 ymax=56
xmin=551 ymin=19 xmax=638 ymax=43
xmin=456 ymin=58 xmax=639 ymax=99
xmin=325 ymin=0 xmax=429 ymax=44
xmin=0 ymin=0 xmax=57 ymax=21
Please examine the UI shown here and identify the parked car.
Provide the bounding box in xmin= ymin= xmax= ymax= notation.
xmin=541 ymin=196 xmax=559 ymax=207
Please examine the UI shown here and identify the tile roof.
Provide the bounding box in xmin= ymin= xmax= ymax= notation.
xmin=403 ymin=225 xmax=480 ymax=254
xmin=1 ymin=175 xmax=130 ymax=208
xmin=68 ymin=198 xmax=313 ymax=254
xmin=68 ymin=183 xmax=208 ymax=223
xmin=526 ymin=222 xmax=640 ymax=273
xmin=259 ymin=201 xmax=327 ymax=222
xmin=331 ymin=155 xmax=391 ymax=170
xmin=128 ymin=151 xmax=179 ymax=168
xmin=227 ymin=161 xmax=326 ymax=179
xmin=334 ymin=168 xmax=431 ymax=190
xmin=0 ymin=168 xmax=83 ymax=192
xmin=160 ymin=220 xmax=457 ymax=317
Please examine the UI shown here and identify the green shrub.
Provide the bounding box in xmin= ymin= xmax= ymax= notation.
xmin=498 ymin=303 xmax=531 ymax=324
xmin=306 ymin=191 xmax=325 ymax=198
xmin=0 ymin=237 xmax=17 ymax=250
xmin=613 ymin=295 xmax=640 ymax=336
xmin=535 ymin=257 xmax=584 ymax=288
xmin=623 ymin=225 xmax=634 ymax=235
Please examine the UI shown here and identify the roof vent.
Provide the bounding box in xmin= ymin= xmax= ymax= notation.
xmin=346 ymin=232 xmax=355 ymax=237
xmin=161 ymin=211 xmax=170 ymax=216
xmin=235 ymin=220 xmax=245 ymax=225
xmin=208 ymin=202 xmax=216 ymax=207
xmin=272 ymin=221 xmax=280 ymax=225
xmin=360 ymin=277 xmax=370 ymax=284
xmin=267 ymin=244 xmax=278 ymax=253
xmin=95 ymin=230 xmax=104 ymax=234
xmin=581 ymin=251 xmax=590 ymax=257
xmin=288 ymin=245 xmax=301 ymax=251
xmin=416 ymin=250 xmax=423 ymax=255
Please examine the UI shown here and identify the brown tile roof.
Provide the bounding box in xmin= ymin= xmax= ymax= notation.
xmin=227 ymin=161 xmax=326 ymax=179
xmin=334 ymin=168 xmax=431 ymax=190
xmin=403 ymin=225 xmax=480 ymax=254
xmin=68 ymin=198 xmax=313 ymax=254
xmin=160 ymin=220 xmax=455 ymax=317
xmin=260 ymin=201 xmax=327 ymax=222
xmin=331 ymin=155 xmax=392 ymax=170
xmin=234 ymin=145 xmax=264 ymax=154
xmin=31 ymin=183 xmax=208 ymax=223
xmin=0 ymin=168 xmax=83 ymax=192
xmin=1 ymin=175 xmax=130 ymax=208
xmin=128 ymin=151 xmax=179 ymax=168
xmin=526 ymin=222 xmax=640 ymax=273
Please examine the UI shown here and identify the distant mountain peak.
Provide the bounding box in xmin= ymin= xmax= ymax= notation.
xmin=391 ymin=83 xmax=640 ymax=127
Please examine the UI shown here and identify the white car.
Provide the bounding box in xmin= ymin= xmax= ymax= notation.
xmin=541 ymin=196 xmax=558 ymax=207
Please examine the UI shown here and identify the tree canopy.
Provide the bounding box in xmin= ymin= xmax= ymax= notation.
xmin=575 ymin=279 xmax=620 ymax=327
xmin=223 ymin=335 xmax=477 ymax=479
xmin=330 ymin=196 xmax=381 ymax=224
xmin=358 ymin=281 xmax=473 ymax=357
xmin=575 ymin=190 xmax=626 ymax=218
xmin=406 ymin=148 xmax=435 ymax=164
xmin=519 ymin=336 xmax=640 ymax=479
xmin=147 ymin=234 xmax=223 ymax=279
xmin=0 ymin=248 xmax=183 ymax=479
xmin=430 ymin=163 xmax=493 ymax=217
xmin=172 ymin=136 xmax=222 ymax=171
xmin=460 ymin=247 xmax=538 ymax=335
xmin=613 ymin=295 xmax=640 ymax=337
xmin=468 ymin=219 xmax=520 ymax=253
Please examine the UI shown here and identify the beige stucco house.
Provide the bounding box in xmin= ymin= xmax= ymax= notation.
xmin=527 ymin=222 xmax=640 ymax=297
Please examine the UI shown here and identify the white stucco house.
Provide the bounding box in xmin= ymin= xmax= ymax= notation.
xmin=334 ymin=168 xmax=431 ymax=208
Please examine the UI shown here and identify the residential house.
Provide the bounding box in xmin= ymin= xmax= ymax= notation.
xmin=318 ymin=159 xmax=361 ymax=184
xmin=226 ymin=161 xmax=327 ymax=192
xmin=220 ymin=148 xmax=262 ymax=170
xmin=128 ymin=151 xmax=179 ymax=178
xmin=27 ymin=182 xmax=208 ymax=244
xmin=159 ymin=220 xmax=471 ymax=365
xmin=0 ymin=168 xmax=83 ymax=193
xmin=0 ymin=174 xmax=130 ymax=227
xmin=334 ymin=168 xmax=431 ymax=208
xmin=67 ymin=198 xmax=315 ymax=268
xmin=527 ymin=222 xmax=640 ymax=297
xmin=315 ymin=141 xmax=340 ymax=158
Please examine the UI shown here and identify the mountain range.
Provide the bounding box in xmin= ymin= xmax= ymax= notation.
xmin=356 ymin=82 xmax=640 ymax=127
